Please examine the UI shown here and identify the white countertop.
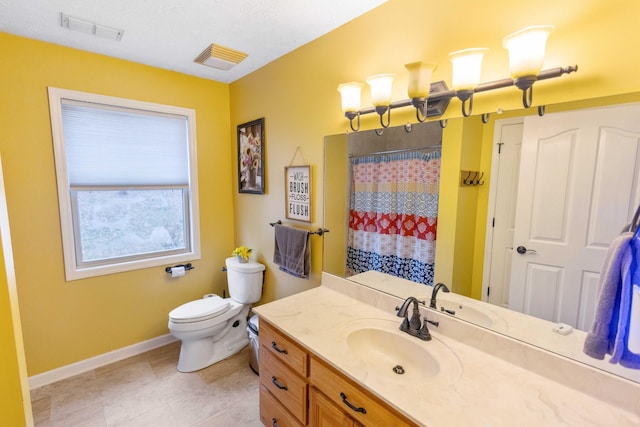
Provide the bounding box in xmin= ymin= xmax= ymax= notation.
xmin=348 ymin=270 xmax=640 ymax=384
xmin=254 ymin=275 xmax=640 ymax=426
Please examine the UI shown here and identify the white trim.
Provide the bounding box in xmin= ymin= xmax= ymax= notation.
xmin=28 ymin=334 xmax=177 ymax=390
xmin=47 ymin=87 xmax=201 ymax=281
xmin=0 ymin=156 xmax=34 ymax=424
xmin=481 ymin=117 xmax=524 ymax=302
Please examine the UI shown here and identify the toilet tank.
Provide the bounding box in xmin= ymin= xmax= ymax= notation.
xmin=225 ymin=257 xmax=265 ymax=304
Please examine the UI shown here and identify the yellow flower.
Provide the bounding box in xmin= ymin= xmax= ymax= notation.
xmin=232 ymin=245 xmax=252 ymax=261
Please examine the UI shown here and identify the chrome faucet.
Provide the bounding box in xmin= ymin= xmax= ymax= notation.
xmin=430 ymin=282 xmax=450 ymax=309
xmin=396 ymin=296 xmax=431 ymax=341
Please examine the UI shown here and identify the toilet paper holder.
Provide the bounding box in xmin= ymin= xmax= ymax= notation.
xmin=165 ymin=263 xmax=194 ymax=275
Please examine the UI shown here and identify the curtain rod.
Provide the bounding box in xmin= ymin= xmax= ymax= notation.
xmin=348 ymin=144 xmax=442 ymax=158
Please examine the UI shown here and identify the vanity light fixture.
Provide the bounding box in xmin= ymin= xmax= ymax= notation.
xmin=405 ymin=62 xmax=437 ymax=122
xmin=337 ymin=82 xmax=365 ymax=131
xmin=503 ymin=25 xmax=555 ymax=108
xmin=366 ymin=74 xmax=395 ymax=128
xmin=449 ymin=48 xmax=488 ymax=117
xmin=337 ymin=25 xmax=578 ymax=131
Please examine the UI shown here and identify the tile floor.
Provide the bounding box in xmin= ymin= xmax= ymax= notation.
xmin=30 ymin=341 xmax=262 ymax=426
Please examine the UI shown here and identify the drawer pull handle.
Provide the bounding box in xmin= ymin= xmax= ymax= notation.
xmin=271 ymin=417 xmax=279 ymax=427
xmin=271 ymin=341 xmax=288 ymax=354
xmin=271 ymin=376 xmax=288 ymax=391
xmin=340 ymin=392 xmax=367 ymax=414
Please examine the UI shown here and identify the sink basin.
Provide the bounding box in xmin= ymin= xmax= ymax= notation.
xmin=347 ymin=327 xmax=440 ymax=381
xmin=343 ymin=319 xmax=462 ymax=384
xmin=434 ymin=298 xmax=508 ymax=330
xmin=436 ymin=299 xmax=495 ymax=328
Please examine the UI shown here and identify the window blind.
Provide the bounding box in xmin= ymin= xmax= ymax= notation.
xmin=61 ymin=102 xmax=189 ymax=186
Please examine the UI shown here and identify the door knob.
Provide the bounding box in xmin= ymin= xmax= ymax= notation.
xmin=516 ymin=246 xmax=537 ymax=254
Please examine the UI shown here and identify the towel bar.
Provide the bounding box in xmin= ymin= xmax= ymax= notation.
xmin=269 ymin=220 xmax=329 ymax=236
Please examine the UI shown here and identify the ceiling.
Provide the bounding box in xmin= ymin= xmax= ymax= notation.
xmin=0 ymin=0 xmax=387 ymax=83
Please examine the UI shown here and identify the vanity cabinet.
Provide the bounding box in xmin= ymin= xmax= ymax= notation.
xmin=309 ymin=386 xmax=362 ymax=427
xmin=309 ymin=356 xmax=414 ymax=427
xmin=260 ymin=384 xmax=304 ymax=427
xmin=259 ymin=319 xmax=416 ymax=427
xmin=259 ymin=319 xmax=309 ymax=426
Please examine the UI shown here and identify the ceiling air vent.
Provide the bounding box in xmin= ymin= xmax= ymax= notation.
xmin=60 ymin=13 xmax=124 ymax=41
xmin=194 ymin=44 xmax=248 ymax=71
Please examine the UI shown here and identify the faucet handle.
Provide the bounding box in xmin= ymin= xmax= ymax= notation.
xmin=399 ymin=316 xmax=410 ymax=332
xmin=409 ymin=310 xmax=422 ymax=331
xmin=418 ymin=320 xmax=432 ymax=341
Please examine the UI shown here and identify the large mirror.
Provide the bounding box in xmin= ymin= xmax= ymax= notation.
xmin=323 ymin=92 xmax=640 ymax=384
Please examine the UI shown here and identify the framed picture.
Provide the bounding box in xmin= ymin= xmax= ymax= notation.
xmin=285 ymin=165 xmax=311 ymax=222
xmin=237 ymin=118 xmax=265 ymax=194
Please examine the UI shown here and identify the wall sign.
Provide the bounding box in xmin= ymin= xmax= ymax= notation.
xmin=285 ymin=165 xmax=311 ymax=222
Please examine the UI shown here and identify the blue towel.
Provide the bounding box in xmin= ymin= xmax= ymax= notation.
xmin=609 ymin=245 xmax=633 ymax=364
xmin=273 ymin=224 xmax=310 ymax=279
xmin=583 ymin=232 xmax=632 ymax=359
xmin=610 ymin=230 xmax=640 ymax=368
xmin=629 ymin=285 xmax=640 ymax=353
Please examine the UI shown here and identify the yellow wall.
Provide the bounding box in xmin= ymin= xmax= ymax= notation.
xmin=0 ymin=245 xmax=29 ymax=427
xmin=0 ymin=158 xmax=32 ymax=426
xmin=451 ymin=119 xmax=484 ymax=295
xmin=434 ymin=121 xmax=464 ymax=286
xmin=230 ymin=0 xmax=640 ymax=303
xmin=322 ymin=134 xmax=349 ymax=276
xmin=0 ymin=32 xmax=235 ymax=376
xmin=2 ymin=0 xmax=640 ymax=398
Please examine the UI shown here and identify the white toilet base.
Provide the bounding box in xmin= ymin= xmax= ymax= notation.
xmin=175 ymin=305 xmax=251 ymax=372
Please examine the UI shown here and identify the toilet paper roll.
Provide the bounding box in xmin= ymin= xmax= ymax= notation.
xmin=170 ymin=266 xmax=185 ymax=278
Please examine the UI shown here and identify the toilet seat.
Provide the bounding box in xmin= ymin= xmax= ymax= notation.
xmin=169 ymin=295 xmax=230 ymax=324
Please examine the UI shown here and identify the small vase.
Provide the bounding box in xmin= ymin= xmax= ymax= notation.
xmin=237 ymin=256 xmax=248 ymax=263
xmin=248 ymin=167 xmax=257 ymax=188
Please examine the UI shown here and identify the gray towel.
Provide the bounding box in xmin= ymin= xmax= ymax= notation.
xmin=273 ymin=224 xmax=310 ymax=279
xmin=583 ymin=232 xmax=632 ymax=359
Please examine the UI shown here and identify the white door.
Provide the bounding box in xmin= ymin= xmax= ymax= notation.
xmin=484 ymin=119 xmax=523 ymax=307
xmin=509 ymin=104 xmax=640 ymax=330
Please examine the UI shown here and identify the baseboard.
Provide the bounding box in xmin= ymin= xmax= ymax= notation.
xmin=28 ymin=334 xmax=178 ymax=390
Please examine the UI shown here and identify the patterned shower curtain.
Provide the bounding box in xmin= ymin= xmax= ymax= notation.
xmin=346 ymin=150 xmax=440 ymax=286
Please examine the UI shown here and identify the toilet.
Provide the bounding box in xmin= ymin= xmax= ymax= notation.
xmin=168 ymin=257 xmax=265 ymax=372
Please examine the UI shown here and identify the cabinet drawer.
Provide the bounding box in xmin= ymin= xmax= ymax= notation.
xmin=260 ymin=319 xmax=308 ymax=377
xmin=310 ymin=356 xmax=416 ymax=427
xmin=260 ymin=349 xmax=308 ymax=424
xmin=260 ymin=385 xmax=304 ymax=427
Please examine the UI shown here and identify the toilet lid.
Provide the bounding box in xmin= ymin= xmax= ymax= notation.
xmin=169 ymin=295 xmax=230 ymax=323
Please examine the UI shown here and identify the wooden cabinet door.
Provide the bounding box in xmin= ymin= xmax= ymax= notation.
xmin=309 ymin=387 xmax=354 ymax=427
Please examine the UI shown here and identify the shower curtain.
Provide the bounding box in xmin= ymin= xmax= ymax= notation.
xmin=346 ymin=150 xmax=440 ymax=286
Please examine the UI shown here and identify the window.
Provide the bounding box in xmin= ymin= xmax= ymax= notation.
xmin=48 ymin=88 xmax=200 ymax=280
